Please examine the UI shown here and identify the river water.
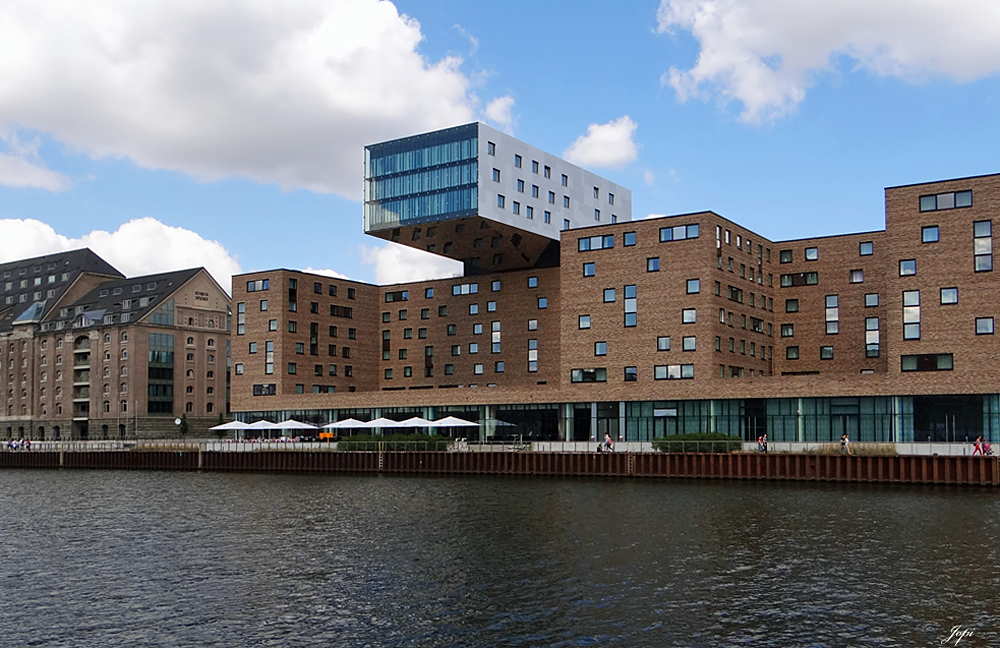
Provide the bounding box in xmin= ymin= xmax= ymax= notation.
xmin=0 ymin=470 xmax=997 ymax=647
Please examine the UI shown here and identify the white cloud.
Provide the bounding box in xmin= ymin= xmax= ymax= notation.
xmin=0 ymin=132 xmax=72 ymax=191
xmin=644 ymin=170 xmax=656 ymax=186
xmin=0 ymin=153 xmax=72 ymax=192
xmin=0 ymin=0 xmax=493 ymax=197
xmin=453 ymin=23 xmax=479 ymax=55
xmin=657 ymin=0 xmax=1000 ymax=123
xmin=359 ymin=241 xmax=463 ymax=285
xmin=563 ymin=116 xmax=639 ymax=169
xmin=483 ymin=95 xmax=515 ymax=133
xmin=301 ymin=267 xmax=352 ymax=281
xmin=0 ymin=217 xmax=240 ymax=291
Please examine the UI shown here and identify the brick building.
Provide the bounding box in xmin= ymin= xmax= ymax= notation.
xmin=0 ymin=249 xmax=230 ymax=440
xmin=231 ymin=124 xmax=1000 ymax=445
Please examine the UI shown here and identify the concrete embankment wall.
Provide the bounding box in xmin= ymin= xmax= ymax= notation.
xmin=1 ymin=451 xmax=998 ymax=486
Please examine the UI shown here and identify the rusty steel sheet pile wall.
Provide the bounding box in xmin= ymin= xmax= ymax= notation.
xmin=1 ymin=451 xmax=997 ymax=486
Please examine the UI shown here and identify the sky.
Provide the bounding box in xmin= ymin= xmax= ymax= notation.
xmin=1 ymin=0 xmax=999 ymax=290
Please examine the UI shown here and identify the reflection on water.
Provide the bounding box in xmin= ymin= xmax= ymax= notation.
xmin=1 ymin=470 xmax=998 ymax=647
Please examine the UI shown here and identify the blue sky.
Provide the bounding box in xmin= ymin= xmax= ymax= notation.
xmin=1 ymin=0 xmax=998 ymax=288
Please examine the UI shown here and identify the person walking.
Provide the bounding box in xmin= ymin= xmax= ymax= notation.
xmin=841 ymin=433 xmax=853 ymax=455
xmin=973 ymin=435 xmax=984 ymax=456
xmin=603 ymin=433 xmax=614 ymax=452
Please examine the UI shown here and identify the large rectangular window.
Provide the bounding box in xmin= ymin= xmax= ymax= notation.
xmin=974 ymin=220 xmax=993 ymax=272
xmin=364 ymin=123 xmax=479 ymax=229
xmin=919 ymin=190 xmax=972 ymax=212
xmin=659 ymin=224 xmax=699 ymax=242
xmin=901 ymin=353 xmax=953 ymax=371
xmin=903 ymin=290 xmax=921 ymax=340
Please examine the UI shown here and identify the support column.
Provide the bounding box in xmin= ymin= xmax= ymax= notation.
xmin=618 ymin=401 xmax=627 ymax=443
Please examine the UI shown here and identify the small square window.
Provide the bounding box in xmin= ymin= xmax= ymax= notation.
xmin=686 ymin=279 xmax=700 ymax=294
xmin=657 ymin=336 xmax=670 ymax=351
xmin=785 ymin=299 xmax=799 ymax=313
xmin=579 ymin=315 xmax=591 ymax=329
xmin=850 ymin=269 xmax=864 ymax=283
xmin=594 ymin=341 xmax=607 ymax=356
xmin=624 ymin=232 xmax=636 ymax=246
xmin=603 ymin=288 xmax=616 ymax=303
xmin=865 ymin=293 xmax=879 ymax=307
xmin=779 ymin=250 xmax=792 ymax=263
xmin=682 ymin=308 xmax=696 ymax=323
xmin=820 ymin=346 xmax=834 ymax=360
xmin=805 ymin=247 xmax=818 ymax=261
xmin=859 ymin=241 xmax=874 ymax=256
xmin=646 ymin=258 xmax=660 ymax=272
xmin=538 ymin=297 xmax=548 ymax=309
xmin=528 ymin=276 xmax=538 ymax=288
xmin=624 ymin=366 xmax=637 ymax=382
xmin=682 ymin=336 xmax=696 ymax=351
xmin=976 ymin=317 xmax=994 ymax=335
xmin=974 ymin=220 xmax=992 ymax=238
xmin=786 ymin=346 xmax=799 ymax=360
xmin=781 ymin=324 xmax=794 ymax=337
xmin=921 ymin=226 xmax=939 ymax=243
xmin=899 ymin=259 xmax=916 ymax=276
xmin=940 ymin=287 xmax=958 ymax=305
xmin=583 ymin=262 xmax=596 ymax=277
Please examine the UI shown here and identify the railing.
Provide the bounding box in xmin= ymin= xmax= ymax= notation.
xmin=2 ymin=439 xmax=996 ymax=457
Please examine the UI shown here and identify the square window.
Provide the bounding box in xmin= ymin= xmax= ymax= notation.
xmin=779 ymin=250 xmax=792 ymax=263
xmin=682 ymin=308 xmax=696 ymax=323
xmin=974 ymin=220 xmax=992 ymax=238
xmin=538 ymin=297 xmax=548 ymax=309
xmin=646 ymin=258 xmax=660 ymax=272
xmin=976 ymin=317 xmax=994 ymax=335
xmin=487 ymin=301 xmax=497 ymax=312
xmin=583 ymin=262 xmax=596 ymax=277
xmin=657 ymin=336 xmax=670 ymax=351
xmin=786 ymin=346 xmax=799 ymax=360
xmin=940 ymin=287 xmax=958 ymax=304
xmin=579 ymin=315 xmax=591 ymax=329
xmin=594 ymin=342 xmax=607 ymax=356
xmin=603 ymin=288 xmax=616 ymax=303
xmin=899 ymin=259 xmax=916 ymax=276
xmin=624 ymin=232 xmax=636 ymax=246
xmin=820 ymin=346 xmax=834 ymax=360
xmin=686 ymin=279 xmax=700 ymax=293
xmin=826 ymin=321 xmax=839 ymax=334
xmin=805 ymin=247 xmax=818 ymax=261
xmin=528 ymin=319 xmax=538 ymax=331
xmin=865 ymin=293 xmax=879 ymax=307
xmin=624 ymin=366 xmax=637 ymax=382
xmin=850 ymin=269 xmax=864 ymax=283
xmin=859 ymin=241 xmax=874 ymax=256
xmin=903 ymin=323 xmax=921 ymax=340
xmin=921 ymin=225 xmax=939 ymax=243
xmin=785 ymin=299 xmax=799 ymax=313
xmin=781 ymin=324 xmax=794 ymax=337
xmin=682 ymin=336 xmax=696 ymax=351
xmin=528 ymin=276 xmax=538 ymax=288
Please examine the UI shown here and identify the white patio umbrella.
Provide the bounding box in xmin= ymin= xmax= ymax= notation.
xmin=433 ymin=416 xmax=480 ymax=427
xmin=399 ymin=416 xmax=436 ymax=428
xmin=322 ymin=418 xmax=366 ymax=429
xmin=276 ymin=419 xmax=318 ymax=429
xmin=361 ymin=417 xmax=406 ymax=429
xmin=247 ymin=420 xmax=280 ymax=429
xmin=209 ymin=420 xmax=251 ymax=430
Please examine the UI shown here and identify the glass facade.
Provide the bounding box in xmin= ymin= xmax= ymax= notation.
xmin=365 ymin=123 xmax=479 ymax=230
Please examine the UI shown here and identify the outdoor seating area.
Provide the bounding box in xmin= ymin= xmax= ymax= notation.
xmin=211 ymin=416 xmax=483 ymax=441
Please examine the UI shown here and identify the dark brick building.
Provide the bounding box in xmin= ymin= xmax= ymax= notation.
xmin=230 ymin=125 xmax=1000 ymax=444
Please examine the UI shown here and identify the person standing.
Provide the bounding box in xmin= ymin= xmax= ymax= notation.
xmin=841 ymin=433 xmax=853 ymax=455
xmin=973 ymin=435 xmax=983 ymax=456
xmin=762 ymin=433 xmax=768 ymax=453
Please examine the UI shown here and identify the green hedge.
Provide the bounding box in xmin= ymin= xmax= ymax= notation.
xmin=336 ymin=433 xmax=451 ymax=452
xmin=651 ymin=433 xmax=742 ymax=453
